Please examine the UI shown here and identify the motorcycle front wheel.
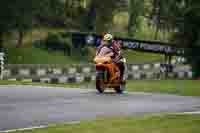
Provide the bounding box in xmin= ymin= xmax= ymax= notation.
xmin=96 ymin=79 xmax=105 ymax=93
xmin=96 ymin=70 xmax=106 ymax=93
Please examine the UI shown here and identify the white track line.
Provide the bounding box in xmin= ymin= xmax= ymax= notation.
xmin=0 ymin=121 xmax=80 ymax=133
xmin=1 ymin=111 xmax=200 ymax=133
xmin=175 ymin=111 xmax=200 ymax=115
xmin=0 ymin=125 xmax=48 ymax=133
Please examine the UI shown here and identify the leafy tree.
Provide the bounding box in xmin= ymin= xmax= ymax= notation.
xmin=151 ymin=0 xmax=200 ymax=78
xmin=0 ymin=1 xmax=37 ymax=48
xmin=83 ymin=2 xmax=96 ymax=31
xmin=128 ymin=0 xmax=145 ymax=37
xmin=85 ymin=0 xmax=118 ymax=33
xmin=180 ymin=0 xmax=200 ymax=78
xmin=0 ymin=0 xmax=66 ymax=48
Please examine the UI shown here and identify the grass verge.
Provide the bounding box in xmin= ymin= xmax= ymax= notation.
xmin=126 ymin=80 xmax=200 ymax=96
xmin=5 ymin=48 xmax=82 ymax=64
xmin=4 ymin=47 xmax=163 ymax=64
xmin=0 ymin=80 xmax=200 ymax=96
xmin=123 ymin=50 xmax=163 ymax=64
xmin=11 ymin=114 xmax=200 ymax=133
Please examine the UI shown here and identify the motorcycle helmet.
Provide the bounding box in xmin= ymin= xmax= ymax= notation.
xmin=103 ymin=33 xmax=113 ymax=42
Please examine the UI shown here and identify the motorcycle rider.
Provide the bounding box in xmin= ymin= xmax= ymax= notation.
xmin=96 ymin=33 xmax=114 ymax=57
xmin=111 ymin=40 xmax=126 ymax=84
xmin=96 ymin=33 xmax=126 ymax=83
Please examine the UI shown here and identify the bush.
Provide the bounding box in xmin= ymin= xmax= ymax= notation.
xmin=33 ymin=32 xmax=72 ymax=56
xmin=32 ymin=40 xmax=46 ymax=49
xmin=32 ymin=31 xmax=94 ymax=58
xmin=45 ymin=32 xmax=64 ymax=50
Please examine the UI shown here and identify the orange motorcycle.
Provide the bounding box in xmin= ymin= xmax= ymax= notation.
xmin=94 ymin=56 xmax=126 ymax=94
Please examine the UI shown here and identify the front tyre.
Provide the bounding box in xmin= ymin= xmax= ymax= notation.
xmin=96 ymin=69 xmax=106 ymax=93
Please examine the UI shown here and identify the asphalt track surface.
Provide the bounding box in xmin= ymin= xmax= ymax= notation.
xmin=0 ymin=85 xmax=200 ymax=131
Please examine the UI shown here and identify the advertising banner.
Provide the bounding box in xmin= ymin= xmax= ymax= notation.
xmin=71 ymin=32 xmax=185 ymax=55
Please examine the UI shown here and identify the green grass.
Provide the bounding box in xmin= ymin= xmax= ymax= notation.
xmin=11 ymin=114 xmax=200 ymax=133
xmin=1 ymin=80 xmax=200 ymax=96
xmin=5 ymin=47 xmax=163 ymax=64
xmin=126 ymin=80 xmax=200 ymax=96
xmin=124 ymin=50 xmax=163 ymax=64
xmin=5 ymin=48 xmax=83 ymax=64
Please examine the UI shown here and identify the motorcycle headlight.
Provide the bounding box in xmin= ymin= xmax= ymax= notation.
xmin=120 ymin=58 xmax=126 ymax=63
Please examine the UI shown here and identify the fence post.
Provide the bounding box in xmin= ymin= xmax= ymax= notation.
xmin=0 ymin=52 xmax=4 ymax=80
